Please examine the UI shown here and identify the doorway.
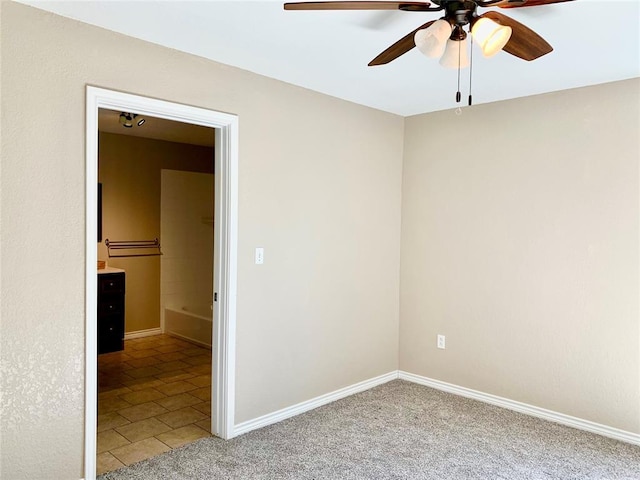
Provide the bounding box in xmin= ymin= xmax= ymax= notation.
xmin=85 ymin=87 xmax=238 ymax=480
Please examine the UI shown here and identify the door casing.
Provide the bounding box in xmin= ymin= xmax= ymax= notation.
xmin=85 ymin=86 xmax=238 ymax=479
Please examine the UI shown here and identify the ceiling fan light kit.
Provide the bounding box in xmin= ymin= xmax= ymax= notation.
xmin=284 ymin=0 xmax=573 ymax=105
xmin=413 ymin=15 xmax=510 ymax=68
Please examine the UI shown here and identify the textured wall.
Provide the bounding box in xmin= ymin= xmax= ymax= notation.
xmin=98 ymin=132 xmax=214 ymax=333
xmin=400 ymin=79 xmax=640 ymax=434
xmin=0 ymin=3 xmax=403 ymax=478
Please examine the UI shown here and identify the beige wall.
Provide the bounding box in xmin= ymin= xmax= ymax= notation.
xmin=2 ymin=2 xmax=637 ymax=479
xmin=0 ymin=3 xmax=403 ymax=478
xmin=400 ymin=79 xmax=640 ymax=434
xmin=98 ymin=132 xmax=214 ymax=333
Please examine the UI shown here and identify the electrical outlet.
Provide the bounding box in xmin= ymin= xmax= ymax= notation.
xmin=437 ymin=334 xmax=446 ymax=349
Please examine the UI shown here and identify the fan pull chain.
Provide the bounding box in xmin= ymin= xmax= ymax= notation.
xmin=456 ymin=40 xmax=462 ymax=103
xmin=468 ymin=35 xmax=473 ymax=106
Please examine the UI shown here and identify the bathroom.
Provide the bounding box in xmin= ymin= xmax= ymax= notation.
xmin=95 ymin=108 xmax=216 ymax=474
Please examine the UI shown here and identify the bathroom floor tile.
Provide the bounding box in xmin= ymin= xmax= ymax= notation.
xmin=127 ymin=366 xmax=163 ymax=379
xmin=118 ymin=401 xmax=168 ymax=422
xmin=116 ymin=418 xmax=173 ymax=443
xmin=99 ymin=373 xmax=135 ymax=388
xmin=156 ymin=406 xmax=207 ymax=428
xmin=155 ymin=371 xmax=195 ymax=383
xmin=183 ymin=354 xmax=211 ymax=366
xmin=154 ymin=352 xmax=187 ymax=362
xmin=97 ymin=452 xmax=126 ymax=475
xmin=128 ymin=338 xmax=158 ymax=349
xmin=122 ymin=377 xmax=167 ymax=391
xmin=155 ymin=424 xmax=210 ymax=448
xmin=98 ymin=396 xmax=132 ymax=415
xmin=155 ymin=380 xmax=198 ymax=396
xmin=155 ymin=344 xmax=185 ymax=354
xmin=152 ymin=337 xmax=183 ymax=346
xmin=128 ymin=349 xmax=162 ymax=359
xmin=99 ymin=386 xmax=133 ymax=399
xmin=110 ymin=437 xmax=171 ymax=466
xmin=188 ymin=364 xmax=211 ymax=375
xmin=155 ymin=360 xmax=191 ymax=372
xmin=99 ymin=351 xmax=134 ymax=363
xmin=97 ymin=412 xmax=131 ymax=432
xmin=187 ymin=375 xmax=211 ymax=387
xmin=182 ymin=347 xmax=209 ymax=357
xmin=97 ymin=430 xmax=130 ymax=454
xmin=99 ymin=366 xmax=133 ymax=378
xmin=195 ymin=418 xmax=212 ymax=433
xmin=96 ymin=334 xmax=211 ymax=475
xmin=190 ymin=387 xmax=211 ymax=401
xmin=155 ymin=393 xmax=202 ymax=411
xmin=192 ymin=401 xmax=211 ymax=415
xmin=119 ymin=388 xmax=166 ymax=405
xmin=125 ymin=356 xmax=164 ymax=368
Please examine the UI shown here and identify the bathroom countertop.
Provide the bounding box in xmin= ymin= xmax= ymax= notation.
xmin=98 ymin=266 xmax=125 ymax=274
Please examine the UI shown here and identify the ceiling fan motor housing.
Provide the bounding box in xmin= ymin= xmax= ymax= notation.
xmin=442 ymin=1 xmax=478 ymax=26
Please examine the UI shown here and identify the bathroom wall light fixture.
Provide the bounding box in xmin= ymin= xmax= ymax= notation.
xmin=119 ymin=112 xmax=146 ymax=128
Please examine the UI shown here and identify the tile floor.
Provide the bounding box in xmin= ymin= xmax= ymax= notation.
xmin=97 ymin=334 xmax=212 ymax=475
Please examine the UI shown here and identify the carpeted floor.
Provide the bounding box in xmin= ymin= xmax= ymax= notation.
xmin=100 ymin=380 xmax=640 ymax=480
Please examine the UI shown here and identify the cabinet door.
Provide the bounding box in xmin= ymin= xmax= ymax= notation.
xmin=98 ymin=314 xmax=125 ymax=354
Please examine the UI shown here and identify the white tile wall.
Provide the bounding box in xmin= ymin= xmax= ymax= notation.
xmin=160 ymin=170 xmax=214 ymax=315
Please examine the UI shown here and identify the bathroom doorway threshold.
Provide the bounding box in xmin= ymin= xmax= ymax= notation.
xmin=85 ymin=86 xmax=238 ymax=480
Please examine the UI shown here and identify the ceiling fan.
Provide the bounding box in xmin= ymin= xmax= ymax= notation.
xmin=284 ymin=0 xmax=574 ymax=68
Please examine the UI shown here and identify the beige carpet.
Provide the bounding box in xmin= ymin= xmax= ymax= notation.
xmin=100 ymin=380 xmax=640 ymax=479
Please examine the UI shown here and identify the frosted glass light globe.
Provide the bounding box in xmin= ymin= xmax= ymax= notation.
xmin=439 ymin=38 xmax=469 ymax=69
xmin=472 ymin=17 xmax=512 ymax=58
xmin=414 ymin=20 xmax=452 ymax=59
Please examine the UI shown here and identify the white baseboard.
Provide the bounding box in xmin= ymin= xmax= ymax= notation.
xmin=233 ymin=371 xmax=398 ymax=436
xmin=124 ymin=327 xmax=162 ymax=340
xmin=399 ymin=371 xmax=640 ymax=446
xmin=231 ymin=369 xmax=639 ymax=446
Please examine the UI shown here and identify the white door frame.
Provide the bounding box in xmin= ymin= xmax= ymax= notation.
xmin=85 ymin=86 xmax=238 ymax=479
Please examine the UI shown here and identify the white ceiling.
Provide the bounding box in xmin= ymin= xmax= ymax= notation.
xmin=99 ymin=109 xmax=215 ymax=147
xmin=19 ymin=0 xmax=640 ymax=116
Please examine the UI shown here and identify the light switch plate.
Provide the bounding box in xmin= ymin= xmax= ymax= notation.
xmin=255 ymin=247 xmax=264 ymax=265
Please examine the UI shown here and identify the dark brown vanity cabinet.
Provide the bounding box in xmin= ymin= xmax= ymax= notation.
xmin=98 ymin=272 xmax=125 ymax=354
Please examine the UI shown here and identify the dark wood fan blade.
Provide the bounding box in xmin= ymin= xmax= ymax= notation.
xmin=498 ymin=0 xmax=574 ymax=8
xmin=482 ymin=11 xmax=553 ymax=61
xmin=368 ymin=20 xmax=436 ymax=66
xmin=284 ymin=1 xmax=430 ymax=10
